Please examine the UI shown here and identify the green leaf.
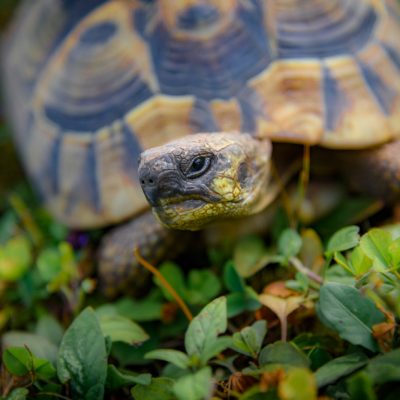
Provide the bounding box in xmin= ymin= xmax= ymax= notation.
xmin=106 ymin=365 xmax=151 ymax=390
xmin=234 ymin=235 xmax=274 ymax=277
xmin=226 ymin=287 xmax=261 ymax=318
xmin=57 ymin=307 xmax=107 ymax=400
xmin=326 ymin=226 xmax=360 ymax=255
xmin=2 ymin=332 xmax=58 ymax=364
xmin=224 ymin=261 xmax=245 ymax=292
xmin=184 ymin=297 xmax=227 ymax=358
xmin=199 ymin=336 xmax=232 ymax=365
xmin=259 ymin=342 xmax=309 ymax=368
xmin=360 ymin=228 xmax=393 ymax=271
xmin=388 ymin=237 xmax=400 ymax=269
xmin=173 ymin=367 xmax=213 ymax=400
xmin=366 ymin=348 xmax=400 ymax=384
xmin=4 ymin=388 xmax=29 ymax=400
xmin=278 ymin=368 xmax=317 ymax=400
xmin=37 ymin=247 xmax=61 ymax=282
xmin=350 ymin=246 xmax=373 ymax=276
xmin=98 ymin=315 xmax=149 ymax=345
xmin=315 ymin=352 xmax=369 ymax=388
xmin=317 ymin=283 xmax=385 ymax=352
xmin=278 ymin=229 xmax=302 ymax=260
xmin=3 ymin=347 xmax=31 ymax=376
xmin=131 ymin=377 xmax=175 ymax=400
xmin=346 ymin=372 xmax=377 ymax=400
xmin=145 ymin=349 xmax=189 ymax=370
xmin=115 ymin=298 xmax=163 ymax=321
xmin=35 ymin=315 xmax=64 ymax=346
xmin=187 ymin=269 xmax=221 ymax=305
xmin=0 ymin=236 xmax=31 ymax=281
xmin=155 ymin=262 xmax=187 ymax=301
xmin=232 ymin=320 xmax=267 ymax=358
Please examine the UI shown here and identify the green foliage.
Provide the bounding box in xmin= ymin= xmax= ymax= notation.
xmin=2 ymin=141 xmax=400 ymax=399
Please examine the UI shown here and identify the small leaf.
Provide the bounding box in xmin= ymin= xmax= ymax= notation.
xmin=326 ymin=226 xmax=360 ymax=255
xmin=366 ymin=348 xmax=400 ymax=384
xmin=346 ymin=371 xmax=377 ymax=400
xmin=98 ymin=315 xmax=149 ymax=345
xmin=4 ymin=388 xmax=29 ymax=400
xmin=187 ymin=269 xmax=221 ymax=305
xmin=278 ymin=229 xmax=302 ymax=260
xmin=259 ymin=294 xmax=302 ymax=326
xmin=234 ymin=235 xmax=274 ymax=277
xmin=131 ymin=377 xmax=175 ymax=400
xmin=0 ymin=236 xmax=31 ymax=281
xmin=315 ymin=352 xmax=369 ymax=388
xmin=317 ymin=283 xmax=385 ymax=352
xmin=259 ymin=342 xmax=310 ymax=368
xmin=173 ymin=367 xmax=213 ymax=400
xmin=360 ymin=228 xmax=392 ymax=271
xmin=232 ymin=320 xmax=267 ymax=358
xmin=155 ymin=262 xmax=187 ymax=301
xmin=106 ymin=365 xmax=151 ymax=390
xmin=223 ymin=261 xmax=245 ymax=292
xmin=388 ymin=237 xmax=400 ymax=269
xmin=199 ymin=336 xmax=232 ymax=365
xmin=3 ymin=347 xmax=31 ymax=376
xmin=57 ymin=307 xmax=107 ymax=400
xmin=350 ymin=246 xmax=373 ymax=276
xmin=116 ymin=298 xmax=162 ymax=322
xmin=184 ymin=297 xmax=227 ymax=358
xmin=278 ymin=368 xmax=317 ymax=400
xmin=145 ymin=349 xmax=189 ymax=370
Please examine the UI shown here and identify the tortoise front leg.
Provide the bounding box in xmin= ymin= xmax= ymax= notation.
xmin=97 ymin=211 xmax=188 ymax=297
xmin=334 ymin=139 xmax=400 ymax=201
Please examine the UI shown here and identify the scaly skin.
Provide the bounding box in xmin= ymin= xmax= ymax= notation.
xmin=139 ymin=133 xmax=273 ymax=230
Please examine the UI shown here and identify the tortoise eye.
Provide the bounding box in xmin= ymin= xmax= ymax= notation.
xmin=185 ymin=155 xmax=212 ymax=179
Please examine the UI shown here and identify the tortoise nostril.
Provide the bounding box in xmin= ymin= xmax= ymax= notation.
xmin=149 ymin=179 xmax=154 ymax=184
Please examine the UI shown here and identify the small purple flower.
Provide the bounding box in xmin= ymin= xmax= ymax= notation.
xmin=67 ymin=230 xmax=90 ymax=250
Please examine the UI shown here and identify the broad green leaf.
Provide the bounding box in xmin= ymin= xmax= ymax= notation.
xmin=278 ymin=368 xmax=317 ymax=400
xmin=232 ymin=320 xmax=267 ymax=358
xmin=131 ymin=377 xmax=175 ymax=400
xmin=187 ymin=269 xmax=221 ymax=305
xmin=0 ymin=236 xmax=31 ymax=281
xmin=106 ymin=365 xmax=151 ymax=390
xmin=57 ymin=307 xmax=107 ymax=400
xmin=360 ymin=228 xmax=392 ymax=271
xmin=278 ymin=229 xmax=302 ymax=260
xmin=315 ymin=352 xmax=369 ymax=388
xmin=99 ymin=315 xmax=149 ymax=345
xmin=317 ymin=283 xmax=385 ymax=352
xmin=259 ymin=342 xmax=309 ymax=368
xmin=326 ymin=226 xmax=360 ymax=255
xmin=346 ymin=372 xmax=377 ymax=400
xmin=145 ymin=349 xmax=189 ymax=370
xmin=199 ymin=336 xmax=232 ymax=364
xmin=184 ymin=297 xmax=227 ymax=358
xmin=234 ymin=235 xmax=275 ymax=277
xmin=4 ymin=388 xmax=29 ymax=400
xmin=173 ymin=367 xmax=213 ymax=400
xmin=366 ymin=348 xmax=400 ymax=384
xmin=2 ymin=332 xmax=58 ymax=364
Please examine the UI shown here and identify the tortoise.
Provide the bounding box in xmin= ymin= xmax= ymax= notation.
xmin=2 ymin=0 xmax=400 ymax=294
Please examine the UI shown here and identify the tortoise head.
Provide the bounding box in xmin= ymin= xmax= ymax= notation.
xmin=138 ymin=133 xmax=272 ymax=230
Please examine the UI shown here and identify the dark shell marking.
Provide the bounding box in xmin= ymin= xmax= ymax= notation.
xmin=2 ymin=0 xmax=400 ymax=228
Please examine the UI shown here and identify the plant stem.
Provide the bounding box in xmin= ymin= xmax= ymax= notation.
xmin=289 ymin=257 xmax=323 ymax=285
xmin=134 ymin=248 xmax=193 ymax=321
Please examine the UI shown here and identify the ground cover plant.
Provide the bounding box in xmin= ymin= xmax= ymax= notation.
xmin=1 ymin=111 xmax=400 ymax=399
xmin=1 ymin=1 xmax=400 ymax=399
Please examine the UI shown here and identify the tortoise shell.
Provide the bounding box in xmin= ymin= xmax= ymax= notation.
xmin=3 ymin=0 xmax=400 ymax=228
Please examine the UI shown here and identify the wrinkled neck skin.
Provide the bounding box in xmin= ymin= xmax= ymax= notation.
xmin=138 ymin=133 xmax=275 ymax=231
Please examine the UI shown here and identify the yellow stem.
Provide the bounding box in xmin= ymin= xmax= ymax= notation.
xmin=134 ymin=248 xmax=193 ymax=321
